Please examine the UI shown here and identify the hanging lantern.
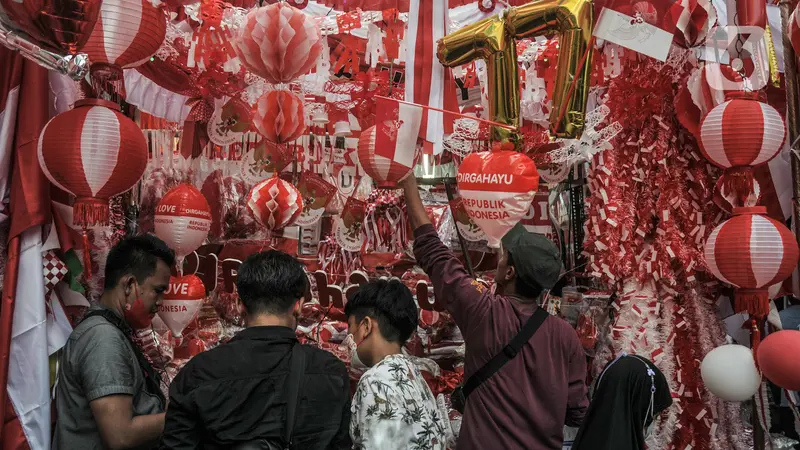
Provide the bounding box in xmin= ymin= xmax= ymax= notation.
xmin=246 ymin=177 xmax=303 ymax=231
xmin=38 ymin=98 xmax=148 ymax=227
xmin=791 ymin=3 xmax=800 ymax=57
xmin=672 ymin=0 xmax=717 ymax=49
xmin=699 ymin=92 xmax=786 ymax=207
xmin=704 ymin=206 xmax=799 ymax=318
xmin=0 ymin=0 xmax=102 ymax=54
xmin=252 ymin=90 xmax=307 ymax=144
xmin=82 ymin=0 xmax=167 ymax=95
xmin=357 ymin=125 xmax=420 ymax=189
xmin=154 ymin=184 xmax=212 ymax=262
xmin=234 ymin=3 xmax=323 ymax=84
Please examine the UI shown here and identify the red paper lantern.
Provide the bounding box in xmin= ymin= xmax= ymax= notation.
xmin=791 ymin=3 xmax=800 ymax=57
xmin=672 ymin=0 xmax=716 ymax=48
xmin=155 ymin=184 xmax=212 ymax=259
xmin=757 ymin=331 xmax=800 ymax=390
xmin=82 ymin=0 xmax=167 ymax=88
xmin=699 ymin=92 xmax=785 ymax=207
xmin=253 ymin=90 xmax=306 ymax=144
xmin=699 ymin=94 xmax=785 ymax=169
xmin=234 ymin=3 xmax=323 ymax=84
xmin=246 ymin=177 xmax=303 ymax=231
xmin=0 ymin=0 xmax=101 ymax=54
xmin=704 ymin=206 xmax=799 ymax=317
xmin=357 ymin=125 xmax=418 ymax=188
xmin=38 ymin=98 xmax=147 ymax=227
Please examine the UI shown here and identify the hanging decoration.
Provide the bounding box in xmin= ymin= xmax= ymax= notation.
xmin=154 ymin=184 xmax=212 ymax=265
xmin=0 ymin=0 xmax=100 ymax=54
xmin=253 ymin=90 xmax=306 ymax=145
xmin=296 ymin=172 xmax=336 ymax=227
xmin=246 ymin=177 xmax=303 ymax=231
xmin=699 ymin=93 xmax=786 ymax=208
xmin=672 ymin=0 xmax=716 ymax=49
xmin=158 ymin=275 xmax=206 ymax=342
xmin=207 ymin=98 xmax=251 ymax=147
xmin=37 ymin=99 xmax=147 ymax=227
xmin=234 ymin=2 xmax=323 ymax=84
xmin=437 ymin=0 xmax=594 ymax=142
xmin=82 ymin=0 xmax=167 ymax=96
xmin=700 ymin=344 xmax=761 ymax=402
xmin=704 ymin=206 xmax=799 ymax=318
xmin=456 ymin=151 xmax=540 ymax=248
xmin=189 ymin=0 xmax=237 ymax=70
xmin=757 ymin=331 xmax=800 ymax=391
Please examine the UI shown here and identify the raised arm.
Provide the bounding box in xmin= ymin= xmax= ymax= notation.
xmin=402 ymin=176 xmax=491 ymax=335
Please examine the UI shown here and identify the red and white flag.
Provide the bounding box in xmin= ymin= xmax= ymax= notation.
xmin=404 ymin=0 xmax=459 ymax=155
xmin=357 ymin=96 xmax=424 ymax=184
xmin=594 ymin=0 xmax=686 ymax=61
xmin=1 ymin=48 xmax=71 ymax=450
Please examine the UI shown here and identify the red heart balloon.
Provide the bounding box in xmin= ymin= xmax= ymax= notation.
xmin=0 ymin=0 xmax=101 ymax=54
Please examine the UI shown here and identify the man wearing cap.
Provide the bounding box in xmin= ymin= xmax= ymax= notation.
xmin=402 ymin=176 xmax=588 ymax=450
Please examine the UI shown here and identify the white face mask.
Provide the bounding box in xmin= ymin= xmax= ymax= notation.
xmin=344 ymin=333 xmax=367 ymax=370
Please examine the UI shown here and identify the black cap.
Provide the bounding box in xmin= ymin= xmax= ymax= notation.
xmin=501 ymin=222 xmax=562 ymax=290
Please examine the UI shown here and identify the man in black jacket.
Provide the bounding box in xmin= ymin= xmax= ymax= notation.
xmin=161 ymin=250 xmax=351 ymax=449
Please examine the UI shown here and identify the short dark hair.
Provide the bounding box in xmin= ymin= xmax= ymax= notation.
xmin=236 ymin=250 xmax=308 ymax=315
xmin=344 ymin=279 xmax=418 ymax=344
xmin=507 ymin=251 xmax=543 ymax=299
xmin=104 ymin=234 xmax=176 ymax=290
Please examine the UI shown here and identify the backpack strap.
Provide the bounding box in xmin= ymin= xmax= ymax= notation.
xmin=462 ymin=308 xmax=549 ymax=399
xmin=283 ymin=343 xmax=306 ymax=449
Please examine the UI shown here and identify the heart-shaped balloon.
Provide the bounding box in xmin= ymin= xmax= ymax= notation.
xmin=0 ymin=0 xmax=101 ymax=54
xmin=457 ymin=151 xmax=540 ymax=247
xmin=158 ymin=275 xmax=206 ymax=339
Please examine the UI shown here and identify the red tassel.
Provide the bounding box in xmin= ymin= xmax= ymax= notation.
xmin=89 ymin=63 xmax=126 ymax=99
xmin=82 ymin=232 xmax=92 ymax=280
xmin=735 ymin=288 xmax=770 ymax=318
xmin=73 ymin=198 xmax=110 ymax=228
xmin=717 ymin=167 xmax=757 ymax=208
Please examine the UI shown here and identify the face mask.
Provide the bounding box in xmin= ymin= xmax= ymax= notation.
xmin=124 ymin=292 xmax=155 ymax=330
xmin=344 ymin=333 xmax=367 ymax=370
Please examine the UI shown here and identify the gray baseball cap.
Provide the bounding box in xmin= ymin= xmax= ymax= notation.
xmin=501 ymin=222 xmax=563 ymax=290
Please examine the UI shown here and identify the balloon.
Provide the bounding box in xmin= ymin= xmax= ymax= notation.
xmin=234 ymin=3 xmax=323 ymax=84
xmin=757 ymin=331 xmax=800 ymax=390
xmin=437 ymin=0 xmax=593 ymax=142
xmin=158 ymin=275 xmax=206 ymax=339
xmin=154 ymin=184 xmax=212 ymax=260
xmin=701 ymin=344 xmax=761 ymax=401
xmin=456 ymin=151 xmax=540 ymax=248
xmin=252 ymin=90 xmax=306 ymax=144
xmin=0 ymin=0 xmax=101 ymax=54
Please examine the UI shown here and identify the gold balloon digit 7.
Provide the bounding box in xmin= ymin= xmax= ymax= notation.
xmin=437 ymin=0 xmax=594 ymax=143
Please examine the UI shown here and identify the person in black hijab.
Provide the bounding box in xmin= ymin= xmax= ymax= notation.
xmin=572 ymin=353 xmax=672 ymax=450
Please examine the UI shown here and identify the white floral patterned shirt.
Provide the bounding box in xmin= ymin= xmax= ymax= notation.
xmin=351 ymin=354 xmax=447 ymax=450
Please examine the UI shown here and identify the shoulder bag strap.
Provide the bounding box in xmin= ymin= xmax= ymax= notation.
xmin=462 ymin=307 xmax=549 ymax=399
xmin=283 ymin=343 xmax=307 ymax=449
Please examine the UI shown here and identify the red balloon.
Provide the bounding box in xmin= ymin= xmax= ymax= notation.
xmin=0 ymin=0 xmax=101 ymax=54
xmin=757 ymin=330 xmax=800 ymax=390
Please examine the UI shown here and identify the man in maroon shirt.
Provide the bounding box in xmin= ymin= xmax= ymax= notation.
xmin=402 ymin=176 xmax=588 ymax=450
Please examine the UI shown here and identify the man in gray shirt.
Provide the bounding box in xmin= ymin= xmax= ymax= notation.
xmin=53 ymin=235 xmax=173 ymax=449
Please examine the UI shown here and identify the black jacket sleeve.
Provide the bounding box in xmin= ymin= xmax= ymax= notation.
xmin=160 ymin=362 xmax=201 ymax=449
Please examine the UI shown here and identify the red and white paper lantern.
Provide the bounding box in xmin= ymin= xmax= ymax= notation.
xmin=253 ymin=90 xmax=306 ymax=144
xmin=456 ymin=151 xmax=540 ymax=248
xmin=234 ymin=3 xmax=323 ymax=84
xmin=154 ymin=184 xmax=212 ymax=260
xmin=673 ymin=0 xmax=716 ymax=48
xmin=158 ymin=274 xmax=206 ymax=339
xmin=699 ymin=94 xmax=786 ymax=169
xmin=38 ymin=98 xmax=147 ymax=227
xmin=247 ymin=177 xmax=303 ymax=231
xmin=704 ymin=206 xmax=799 ymax=317
xmin=82 ymin=0 xmax=167 ymax=81
xmin=791 ymin=3 xmax=800 ymax=57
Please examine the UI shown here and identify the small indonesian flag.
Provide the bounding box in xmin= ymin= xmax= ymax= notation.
xmin=593 ymin=0 xmax=686 ymax=61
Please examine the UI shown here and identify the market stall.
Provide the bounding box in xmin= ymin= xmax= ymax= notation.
xmin=2 ymin=0 xmax=800 ymax=448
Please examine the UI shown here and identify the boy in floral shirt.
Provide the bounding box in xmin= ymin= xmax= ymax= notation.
xmin=345 ymin=279 xmax=447 ymax=450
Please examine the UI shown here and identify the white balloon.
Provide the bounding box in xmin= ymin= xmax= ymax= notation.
xmin=701 ymin=344 xmax=761 ymax=401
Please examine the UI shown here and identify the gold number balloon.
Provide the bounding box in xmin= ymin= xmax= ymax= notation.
xmin=437 ymin=0 xmax=594 ymax=143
